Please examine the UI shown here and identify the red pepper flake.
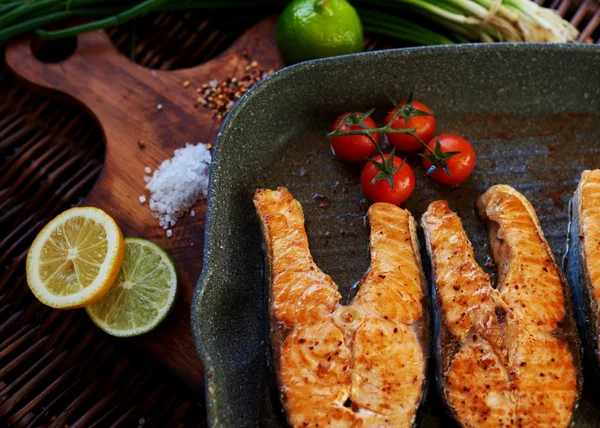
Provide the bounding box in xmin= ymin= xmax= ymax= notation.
xmin=195 ymin=59 xmax=273 ymax=120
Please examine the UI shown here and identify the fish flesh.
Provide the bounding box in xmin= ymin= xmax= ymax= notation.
xmin=254 ymin=187 xmax=428 ymax=427
xmin=566 ymin=170 xmax=600 ymax=384
xmin=421 ymin=184 xmax=581 ymax=427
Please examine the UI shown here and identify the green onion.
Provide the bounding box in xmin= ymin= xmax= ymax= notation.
xmin=36 ymin=0 xmax=169 ymax=39
xmin=354 ymin=0 xmax=577 ymax=42
xmin=0 ymin=0 xmax=579 ymax=46
xmin=359 ymin=8 xmax=454 ymax=45
xmin=0 ymin=10 xmax=70 ymax=40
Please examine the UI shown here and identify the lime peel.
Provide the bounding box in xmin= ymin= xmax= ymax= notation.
xmin=276 ymin=0 xmax=364 ymax=64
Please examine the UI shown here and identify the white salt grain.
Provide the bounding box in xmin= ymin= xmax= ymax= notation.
xmin=144 ymin=166 xmax=152 ymax=174
xmin=190 ymin=210 xmax=196 ymax=217
xmin=166 ymin=229 xmax=173 ymax=238
xmin=157 ymin=103 xmax=163 ymax=111
xmin=145 ymin=142 xmax=211 ymax=230
xmin=139 ymin=195 xmax=146 ymax=204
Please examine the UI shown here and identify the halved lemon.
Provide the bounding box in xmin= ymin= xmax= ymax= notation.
xmin=85 ymin=237 xmax=178 ymax=337
xmin=26 ymin=207 xmax=124 ymax=309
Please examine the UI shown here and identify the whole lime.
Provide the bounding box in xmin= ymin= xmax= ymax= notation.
xmin=277 ymin=0 xmax=363 ymax=64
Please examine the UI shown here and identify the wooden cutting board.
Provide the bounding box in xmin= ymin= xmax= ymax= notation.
xmin=5 ymin=17 xmax=284 ymax=390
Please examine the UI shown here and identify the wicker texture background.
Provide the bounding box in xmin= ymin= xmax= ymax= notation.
xmin=1 ymin=2 xmax=598 ymax=426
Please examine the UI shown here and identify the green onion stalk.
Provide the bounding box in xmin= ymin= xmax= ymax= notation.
xmin=0 ymin=0 xmax=578 ymax=45
xmin=353 ymin=0 xmax=578 ymax=42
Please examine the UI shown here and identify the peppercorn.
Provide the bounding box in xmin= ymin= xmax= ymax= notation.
xmin=194 ymin=59 xmax=272 ymax=120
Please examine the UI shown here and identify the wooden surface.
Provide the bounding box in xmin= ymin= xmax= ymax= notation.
xmin=5 ymin=16 xmax=284 ymax=390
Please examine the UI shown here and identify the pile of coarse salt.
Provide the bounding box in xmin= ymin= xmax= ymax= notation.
xmin=141 ymin=143 xmax=211 ymax=236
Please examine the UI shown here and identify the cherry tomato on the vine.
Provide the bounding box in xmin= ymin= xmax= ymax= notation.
xmin=330 ymin=112 xmax=379 ymax=162
xmin=360 ymin=154 xmax=415 ymax=205
xmin=422 ymin=133 xmax=475 ymax=185
xmin=385 ymin=100 xmax=435 ymax=152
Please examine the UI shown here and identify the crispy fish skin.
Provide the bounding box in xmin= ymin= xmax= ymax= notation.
xmin=422 ymin=185 xmax=581 ymax=428
xmin=566 ymin=170 xmax=600 ymax=383
xmin=254 ymin=187 xmax=428 ymax=427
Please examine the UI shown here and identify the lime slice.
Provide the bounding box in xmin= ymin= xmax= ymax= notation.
xmin=85 ymin=237 xmax=178 ymax=337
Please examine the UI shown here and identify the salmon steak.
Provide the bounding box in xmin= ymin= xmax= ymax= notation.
xmin=421 ymin=185 xmax=581 ymax=427
xmin=566 ymin=170 xmax=600 ymax=384
xmin=254 ymin=187 xmax=428 ymax=427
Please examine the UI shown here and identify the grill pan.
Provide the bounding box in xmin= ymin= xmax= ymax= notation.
xmin=191 ymin=43 xmax=600 ymax=427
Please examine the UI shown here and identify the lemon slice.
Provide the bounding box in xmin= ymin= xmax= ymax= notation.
xmin=26 ymin=207 xmax=125 ymax=309
xmin=85 ymin=237 xmax=178 ymax=337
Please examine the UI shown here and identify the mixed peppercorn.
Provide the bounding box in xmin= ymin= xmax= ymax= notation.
xmin=188 ymin=57 xmax=274 ymax=120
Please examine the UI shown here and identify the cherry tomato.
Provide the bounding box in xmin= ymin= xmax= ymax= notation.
xmin=330 ymin=112 xmax=379 ymax=162
xmin=360 ymin=154 xmax=415 ymax=205
xmin=385 ymin=101 xmax=435 ymax=152
xmin=422 ymin=134 xmax=476 ymax=185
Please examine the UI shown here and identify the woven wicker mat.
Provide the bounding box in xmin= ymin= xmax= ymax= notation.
xmin=1 ymin=3 xmax=598 ymax=427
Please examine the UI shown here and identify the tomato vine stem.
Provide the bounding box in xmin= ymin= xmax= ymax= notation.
xmin=326 ymin=91 xmax=461 ymax=177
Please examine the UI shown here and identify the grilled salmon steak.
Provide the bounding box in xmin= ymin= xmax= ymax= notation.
xmin=422 ymin=185 xmax=581 ymax=428
xmin=566 ymin=170 xmax=600 ymax=384
xmin=254 ymin=187 xmax=428 ymax=427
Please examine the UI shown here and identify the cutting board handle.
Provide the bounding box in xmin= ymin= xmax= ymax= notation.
xmin=6 ymin=31 xmax=134 ymax=110
xmin=5 ymin=17 xmax=283 ymax=142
